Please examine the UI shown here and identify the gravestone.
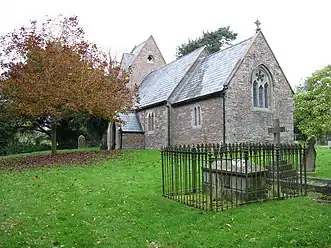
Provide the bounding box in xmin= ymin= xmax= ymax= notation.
xmin=305 ymin=136 xmax=316 ymax=172
xmin=203 ymin=159 xmax=268 ymax=202
xmin=77 ymin=135 xmax=86 ymax=149
xmin=328 ymin=140 xmax=331 ymax=149
xmin=100 ymin=134 xmax=108 ymax=150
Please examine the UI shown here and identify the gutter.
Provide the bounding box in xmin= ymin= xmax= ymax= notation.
xmin=137 ymin=100 xmax=167 ymax=111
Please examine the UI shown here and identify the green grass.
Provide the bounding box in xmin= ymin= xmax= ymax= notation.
xmin=313 ymin=147 xmax=331 ymax=178
xmin=1 ymin=150 xmax=331 ymax=248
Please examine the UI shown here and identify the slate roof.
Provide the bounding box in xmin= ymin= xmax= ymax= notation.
xmin=118 ymin=112 xmax=143 ymax=132
xmin=121 ymin=53 xmax=134 ymax=71
xmin=139 ymin=46 xmax=207 ymax=107
xmin=172 ymin=38 xmax=252 ymax=103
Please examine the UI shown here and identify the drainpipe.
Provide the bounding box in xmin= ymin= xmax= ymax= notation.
xmin=222 ymin=86 xmax=228 ymax=144
xmin=166 ymin=102 xmax=171 ymax=146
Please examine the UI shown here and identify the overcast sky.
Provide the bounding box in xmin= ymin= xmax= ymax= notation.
xmin=1 ymin=0 xmax=330 ymax=88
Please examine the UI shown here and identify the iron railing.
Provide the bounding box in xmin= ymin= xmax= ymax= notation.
xmin=161 ymin=143 xmax=307 ymax=211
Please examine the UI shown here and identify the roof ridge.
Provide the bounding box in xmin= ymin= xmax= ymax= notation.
xmin=139 ymin=46 xmax=207 ymax=89
xmin=171 ymin=37 xmax=252 ymax=104
xmin=205 ymin=36 xmax=253 ymax=60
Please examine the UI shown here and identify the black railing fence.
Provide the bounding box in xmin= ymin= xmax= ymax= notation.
xmin=161 ymin=143 xmax=307 ymax=211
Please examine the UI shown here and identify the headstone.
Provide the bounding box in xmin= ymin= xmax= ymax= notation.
xmin=328 ymin=140 xmax=331 ymax=149
xmin=203 ymin=159 xmax=268 ymax=202
xmin=305 ymin=136 xmax=316 ymax=172
xmin=100 ymin=134 xmax=108 ymax=150
xmin=77 ymin=135 xmax=86 ymax=149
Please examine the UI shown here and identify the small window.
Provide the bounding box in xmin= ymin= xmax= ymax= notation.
xmin=193 ymin=106 xmax=202 ymax=127
xmin=147 ymin=55 xmax=154 ymax=63
xmin=147 ymin=112 xmax=154 ymax=132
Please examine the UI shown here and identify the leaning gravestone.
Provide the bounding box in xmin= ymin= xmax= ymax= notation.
xmin=305 ymin=136 xmax=316 ymax=172
xmin=78 ymin=135 xmax=86 ymax=149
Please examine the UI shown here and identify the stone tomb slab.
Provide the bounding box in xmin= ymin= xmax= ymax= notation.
xmin=203 ymin=159 xmax=268 ymax=202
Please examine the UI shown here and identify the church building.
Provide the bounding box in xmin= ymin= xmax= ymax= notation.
xmin=108 ymin=25 xmax=294 ymax=149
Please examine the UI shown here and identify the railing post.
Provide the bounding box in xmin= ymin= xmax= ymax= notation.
xmin=303 ymin=143 xmax=307 ymax=195
xmin=174 ymin=146 xmax=179 ymax=195
xmin=192 ymin=146 xmax=197 ymax=193
xmin=244 ymin=144 xmax=249 ymax=202
xmin=161 ymin=147 xmax=165 ymax=195
xmin=275 ymin=143 xmax=280 ymax=198
xmin=208 ymin=151 xmax=213 ymax=211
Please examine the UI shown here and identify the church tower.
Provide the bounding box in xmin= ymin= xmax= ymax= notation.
xmin=119 ymin=35 xmax=166 ymax=89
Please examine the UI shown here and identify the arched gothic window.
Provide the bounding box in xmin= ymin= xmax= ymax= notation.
xmin=251 ymin=66 xmax=272 ymax=109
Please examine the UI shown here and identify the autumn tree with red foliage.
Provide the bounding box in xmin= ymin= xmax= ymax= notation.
xmin=0 ymin=15 xmax=133 ymax=154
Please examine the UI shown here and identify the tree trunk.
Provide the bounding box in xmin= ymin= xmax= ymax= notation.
xmin=51 ymin=120 xmax=57 ymax=155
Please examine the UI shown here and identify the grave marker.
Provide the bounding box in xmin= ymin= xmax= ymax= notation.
xmin=305 ymin=136 xmax=316 ymax=172
xmin=78 ymin=135 xmax=86 ymax=149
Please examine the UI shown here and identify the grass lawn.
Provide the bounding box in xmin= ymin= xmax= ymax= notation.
xmin=314 ymin=147 xmax=331 ymax=178
xmin=0 ymin=150 xmax=330 ymax=248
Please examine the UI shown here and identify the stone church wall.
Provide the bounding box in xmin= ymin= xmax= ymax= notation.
xmin=122 ymin=132 xmax=145 ymax=149
xmin=171 ymin=97 xmax=224 ymax=145
xmin=138 ymin=105 xmax=168 ymax=149
xmin=225 ymin=33 xmax=294 ymax=143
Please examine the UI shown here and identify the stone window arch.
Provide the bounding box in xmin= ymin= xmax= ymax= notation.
xmin=251 ymin=65 xmax=272 ymax=109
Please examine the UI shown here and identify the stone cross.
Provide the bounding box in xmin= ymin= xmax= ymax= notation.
xmin=254 ymin=19 xmax=261 ymax=33
xmin=268 ymin=119 xmax=285 ymax=145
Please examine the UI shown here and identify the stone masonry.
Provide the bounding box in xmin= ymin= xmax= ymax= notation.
xmin=122 ymin=132 xmax=145 ymax=149
xmin=224 ymin=32 xmax=294 ymax=143
xmin=129 ymin=36 xmax=166 ymax=88
xmin=171 ymin=97 xmax=224 ymax=145
xmin=139 ymin=105 xmax=168 ymax=149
